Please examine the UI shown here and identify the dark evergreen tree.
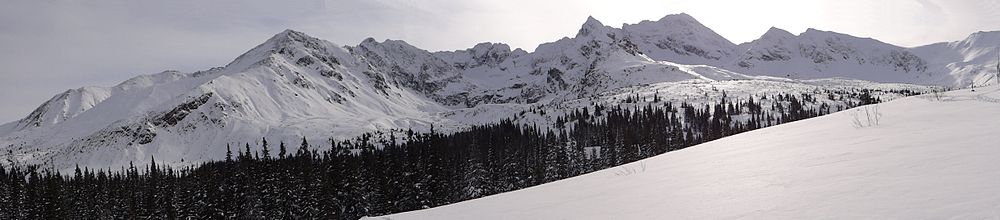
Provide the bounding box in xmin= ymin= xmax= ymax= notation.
xmin=279 ymin=141 xmax=287 ymax=160
xmin=261 ymin=137 xmax=271 ymax=161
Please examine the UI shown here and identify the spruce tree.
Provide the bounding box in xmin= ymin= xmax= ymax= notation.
xmin=261 ymin=137 xmax=271 ymax=161
xmin=279 ymin=142 xmax=287 ymax=160
xmin=226 ymin=144 xmax=233 ymax=162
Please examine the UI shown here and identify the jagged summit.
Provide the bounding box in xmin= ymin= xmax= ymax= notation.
xmin=356 ymin=37 xmax=436 ymax=61
xmin=271 ymin=29 xmax=305 ymax=41
xmin=582 ymin=16 xmax=604 ymax=27
xmin=433 ymin=41 xmax=529 ymax=71
xmin=623 ymin=13 xmax=735 ymax=64
xmin=359 ymin=37 xmax=415 ymax=47
xmin=471 ymin=42 xmax=510 ymax=52
xmin=360 ymin=37 xmax=379 ymax=44
xmin=223 ymin=29 xmax=338 ymax=73
xmin=255 ymin=29 xmax=323 ymax=51
xmin=577 ymin=16 xmax=613 ymax=38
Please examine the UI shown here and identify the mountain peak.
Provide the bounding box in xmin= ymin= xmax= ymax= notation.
xmin=357 ymin=37 xmax=426 ymax=56
xmin=577 ymin=16 xmax=609 ymax=38
xmin=800 ymin=28 xmax=849 ymax=38
xmin=223 ymin=29 xmax=332 ymax=72
xmin=583 ymin=16 xmax=604 ymax=27
xmin=799 ymin=28 xmax=855 ymax=39
xmin=471 ymin=42 xmax=512 ymax=53
xmin=262 ymin=29 xmax=311 ymax=45
xmin=803 ymin=28 xmax=823 ymax=34
xmin=276 ymin=29 xmax=302 ymax=37
xmin=962 ymin=31 xmax=1000 ymax=47
xmin=760 ymin=27 xmax=795 ymax=40
xmin=657 ymin=13 xmax=697 ymax=23
xmin=798 ymin=28 xmax=883 ymax=43
xmin=360 ymin=37 xmax=379 ymax=46
xmin=620 ymin=12 xmax=735 ymax=63
xmin=628 ymin=13 xmax=710 ymax=31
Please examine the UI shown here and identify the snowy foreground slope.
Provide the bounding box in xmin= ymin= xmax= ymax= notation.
xmin=375 ymin=87 xmax=1000 ymax=220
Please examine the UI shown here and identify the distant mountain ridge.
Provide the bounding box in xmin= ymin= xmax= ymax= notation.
xmin=0 ymin=13 xmax=986 ymax=170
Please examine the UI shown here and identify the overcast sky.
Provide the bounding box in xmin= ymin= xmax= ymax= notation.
xmin=2 ymin=0 xmax=999 ymax=123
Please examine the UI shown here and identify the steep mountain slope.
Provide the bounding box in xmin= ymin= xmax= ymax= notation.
xmin=376 ymin=87 xmax=1000 ymax=220
xmin=622 ymin=13 xmax=736 ymax=65
xmin=0 ymin=30 xmax=464 ymax=170
xmin=3 ymin=86 xmax=111 ymax=131
xmin=910 ymin=31 xmax=1000 ymax=87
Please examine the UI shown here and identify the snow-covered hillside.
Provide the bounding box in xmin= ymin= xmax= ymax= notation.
xmin=7 ymin=86 xmax=111 ymax=131
xmin=375 ymin=86 xmax=1000 ymax=220
xmin=911 ymin=31 xmax=1000 ymax=87
xmin=622 ymin=13 xmax=736 ymax=65
xmin=2 ymin=13 xmax=993 ymax=171
xmin=0 ymin=30 xmax=464 ymax=170
xmin=731 ymin=28 xmax=930 ymax=83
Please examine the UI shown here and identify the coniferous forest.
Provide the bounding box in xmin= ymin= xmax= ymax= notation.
xmin=0 ymin=90 xmax=914 ymax=219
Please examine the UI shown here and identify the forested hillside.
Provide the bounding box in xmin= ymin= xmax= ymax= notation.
xmin=0 ymin=89 xmax=913 ymax=220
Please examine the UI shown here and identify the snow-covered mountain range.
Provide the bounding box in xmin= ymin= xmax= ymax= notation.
xmin=1 ymin=13 xmax=994 ymax=170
